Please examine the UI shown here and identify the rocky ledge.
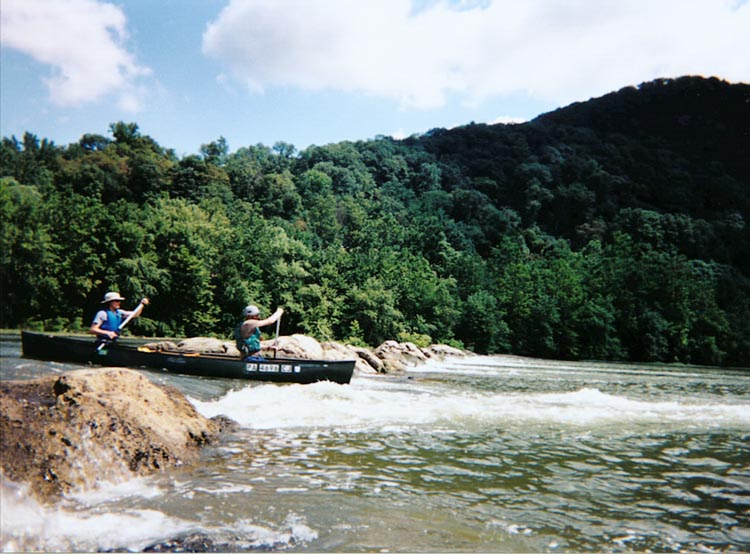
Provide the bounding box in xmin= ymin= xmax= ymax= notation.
xmin=145 ymin=334 xmax=469 ymax=374
xmin=0 ymin=368 xmax=222 ymax=503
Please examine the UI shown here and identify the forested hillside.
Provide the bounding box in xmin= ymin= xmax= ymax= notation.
xmin=2 ymin=76 xmax=748 ymax=366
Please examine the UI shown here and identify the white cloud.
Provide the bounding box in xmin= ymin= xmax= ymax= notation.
xmin=0 ymin=0 xmax=150 ymax=110
xmin=202 ymin=0 xmax=750 ymax=110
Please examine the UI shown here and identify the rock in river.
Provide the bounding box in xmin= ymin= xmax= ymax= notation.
xmin=0 ymin=367 xmax=220 ymax=503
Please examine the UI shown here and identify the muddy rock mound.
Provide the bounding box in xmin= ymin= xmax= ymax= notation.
xmin=323 ymin=341 xmax=381 ymax=374
xmin=423 ymin=344 xmax=467 ymax=358
xmin=145 ymin=337 xmax=240 ymax=356
xmin=374 ymin=340 xmax=430 ymax=372
xmin=372 ymin=341 xmax=469 ymax=373
xmin=176 ymin=336 xmax=236 ymax=354
xmin=0 ymin=368 xmax=219 ymax=503
xmin=261 ymin=334 xmax=324 ymax=359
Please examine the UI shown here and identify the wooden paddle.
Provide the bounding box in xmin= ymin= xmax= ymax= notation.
xmin=273 ymin=314 xmax=281 ymax=359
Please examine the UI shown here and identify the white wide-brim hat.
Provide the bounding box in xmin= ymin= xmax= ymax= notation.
xmin=101 ymin=291 xmax=126 ymax=303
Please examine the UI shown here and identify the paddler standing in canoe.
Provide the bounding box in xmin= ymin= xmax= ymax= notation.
xmin=236 ymin=304 xmax=284 ymax=360
xmin=90 ymin=291 xmax=149 ymax=344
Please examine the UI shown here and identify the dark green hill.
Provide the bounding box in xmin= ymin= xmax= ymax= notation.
xmin=406 ymin=76 xmax=749 ymax=270
xmin=2 ymin=76 xmax=748 ymax=365
xmin=537 ymin=76 xmax=750 ymax=179
xmin=535 ymin=76 xmax=750 ymax=218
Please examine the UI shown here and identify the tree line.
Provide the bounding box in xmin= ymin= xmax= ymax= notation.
xmin=2 ymin=77 xmax=748 ymax=366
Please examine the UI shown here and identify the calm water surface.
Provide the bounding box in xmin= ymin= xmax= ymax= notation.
xmin=1 ymin=334 xmax=749 ymax=552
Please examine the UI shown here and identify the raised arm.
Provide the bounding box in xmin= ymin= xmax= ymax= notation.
xmin=256 ymin=307 xmax=284 ymax=328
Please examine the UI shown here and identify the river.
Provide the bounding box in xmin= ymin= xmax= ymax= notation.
xmin=1 ymin=334 xmax=749 ymax=552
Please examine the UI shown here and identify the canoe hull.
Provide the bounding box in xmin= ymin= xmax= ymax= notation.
xmin=21 ymin=331 xmax=355 ymax=385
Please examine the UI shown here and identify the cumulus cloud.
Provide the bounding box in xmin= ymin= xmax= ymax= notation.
xmin=1 ymin=0 xmax=150 ymax=110
xmin=202 ymin=0 xmax=750 ymax=109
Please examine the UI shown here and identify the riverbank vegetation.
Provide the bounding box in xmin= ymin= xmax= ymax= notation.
xmin=2 ymin=76 xmax=748 ymax=366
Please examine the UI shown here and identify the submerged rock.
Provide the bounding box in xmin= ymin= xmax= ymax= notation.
xmin=0 ymin=368 xmax=220 ymax=503
xmin=423 ymin=343 xmax=466 ymax=359
xmin=141 ymin=533 xmax=219 ymax=553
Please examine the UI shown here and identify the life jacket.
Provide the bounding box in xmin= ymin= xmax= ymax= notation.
xmin=235 ymin=322 xmax=261 ymax=355
xmin=101 ymin=309 xmax=123 ymax=332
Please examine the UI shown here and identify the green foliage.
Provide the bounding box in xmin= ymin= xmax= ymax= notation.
xmin=397 ymin=331 xmax=432 ymax=348
xmin=200 ymin=137 xmax=229 ymax=166
xmin=1 ymin=78 xmax=748 ymax=367
xmin=344 ymin=320 xmax=369 ymax=348
xmin=1 ymin=180 xmax=58 ymax=324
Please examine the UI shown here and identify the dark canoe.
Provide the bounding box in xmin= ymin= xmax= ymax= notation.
xmin=21 ymin=331 xmax=355 ymax=385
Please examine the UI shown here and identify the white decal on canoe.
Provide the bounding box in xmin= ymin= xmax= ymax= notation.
xmin=259 ymin=363 xmax=280 ymax=373
xmin=245 ymin=363 xmax=258 ymax=372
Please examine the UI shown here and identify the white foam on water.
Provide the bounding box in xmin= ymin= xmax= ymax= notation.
xmin=229 ymin=513 xmax=319 ymax=549
xmin=191 ymin=380 xmax=453 ymax=430
xmin=410 ymin=354 xmax=748 ymax=382
xmin=192 ymin=482 xmax=254 ymax=495
xmin=189 ymin=377 xmax=750 ymax=434
xmin=66 ymin=475 xmax=163 ymax=504
xmin=1 ymin=478 xmax=194 ymax=552
xmin=513 ymin=387 xmax=750 ymax=428
xmin=1 ymin=477 xmax=320 ymax=552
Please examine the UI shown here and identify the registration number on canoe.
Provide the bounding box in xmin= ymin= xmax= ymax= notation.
xmin=245 ymin=363 xmax=301 ymax=374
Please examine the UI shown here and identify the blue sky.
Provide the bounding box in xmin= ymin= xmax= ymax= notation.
xmin=2 ymin=0 xmax=748 ymax=156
